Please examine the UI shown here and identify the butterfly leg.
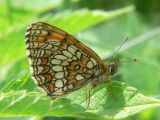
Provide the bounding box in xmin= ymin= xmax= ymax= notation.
xmin=85 ymin=86 xmax=93 ymax=109
xmin=106 ymin=79 xmax=117 ymax=101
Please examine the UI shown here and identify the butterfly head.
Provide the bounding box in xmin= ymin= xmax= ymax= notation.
xmin=108 ymin=61 xmax=117 ymax=75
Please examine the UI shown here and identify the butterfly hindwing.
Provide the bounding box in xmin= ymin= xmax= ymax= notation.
xmin=25 ymin=22 xmax=105 ymax=99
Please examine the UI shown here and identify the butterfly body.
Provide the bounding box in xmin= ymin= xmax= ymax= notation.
xmin=25 ymin=22 xmax=116 ymax=99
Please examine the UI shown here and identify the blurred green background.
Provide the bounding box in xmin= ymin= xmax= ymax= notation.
xmin=0 ymin=0 xmax=160 ymax=120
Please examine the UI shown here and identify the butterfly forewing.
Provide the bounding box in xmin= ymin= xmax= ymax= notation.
xmin=25 ymin=22 xmax=107 ymax=99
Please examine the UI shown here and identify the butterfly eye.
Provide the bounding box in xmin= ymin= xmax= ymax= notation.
xmin=108 ymin=62 xmax=117 ymax=75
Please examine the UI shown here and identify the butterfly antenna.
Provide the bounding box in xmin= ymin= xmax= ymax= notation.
xmin=113 ymin=36 xmax=128 ymax=61
xmin=120 ymin=58 xmax=139 ymax=63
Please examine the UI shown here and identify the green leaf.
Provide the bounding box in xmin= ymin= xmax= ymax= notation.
xmin=43 ymin=5 xmax=134 ymax=34
xmin=0 ymin=74 xmax=160 ymax=119
xmin=0 ymin=74 xmax=36 ymax=93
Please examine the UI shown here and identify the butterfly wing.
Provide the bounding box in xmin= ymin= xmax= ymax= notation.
xmin=25 ymin=22 xmax=106 ymax=99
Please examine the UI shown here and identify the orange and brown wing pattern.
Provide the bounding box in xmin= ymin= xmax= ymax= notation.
xmin=25 ymin=21 xmax=106 ymax=99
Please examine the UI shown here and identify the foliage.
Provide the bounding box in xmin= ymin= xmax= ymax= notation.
xmin=0 ymin=74 xmax=160 ymax=119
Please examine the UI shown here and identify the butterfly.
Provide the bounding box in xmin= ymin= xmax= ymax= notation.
xmin=25 ymin=21 xmax=117 ymax=100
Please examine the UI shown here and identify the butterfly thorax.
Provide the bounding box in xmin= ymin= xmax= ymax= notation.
xmin=91 ymin=61 xmax=118 ymax=86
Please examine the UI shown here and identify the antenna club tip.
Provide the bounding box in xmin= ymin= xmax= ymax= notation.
xmin=133 ymin=58 xmax=139 ymax=62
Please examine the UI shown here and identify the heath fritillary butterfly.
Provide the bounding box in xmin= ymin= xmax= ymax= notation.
xmin=25 ymin=21 xmax=117 ymax=100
